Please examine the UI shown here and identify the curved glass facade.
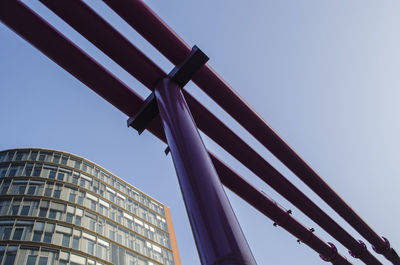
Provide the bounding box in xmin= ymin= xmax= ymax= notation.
xmin=0 ymin=148 xmax=181 ymax=265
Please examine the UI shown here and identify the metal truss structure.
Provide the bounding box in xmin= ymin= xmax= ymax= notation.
xmin=1 ymin=1 xmax=399 ymax=265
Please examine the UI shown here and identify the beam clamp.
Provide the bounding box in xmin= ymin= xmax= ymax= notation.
xmin=127 ymin=45 xmax=209 ymax=134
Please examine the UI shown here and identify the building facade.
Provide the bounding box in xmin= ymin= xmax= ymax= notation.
xmin=0 ymin=148 xmax=181 ymax=265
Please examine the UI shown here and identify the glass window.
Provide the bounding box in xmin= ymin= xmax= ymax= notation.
xmin=72 ymin=174 xmax=79 ymax=185
xmin=0 ymin=180 xmax=10 ymax=195
xmin=43 ymin=232 xmax=52 ymax=243
xmin=21 ymin=199 xmax=39 ymax=216
xmin=23 ymin=164 xmax=33 ymax=177
xmin=72 ymin=235 xmax=80 ymax=250
xmin=32 ymin=164 xmax=42 ymax=177
xmin=0 ymin=165 xmax=9 ymax=177
xmin=0 ymin=152 xmax=6 ymax=162
xmin=33 ymin=222 xmax=44 ymax=242
xmin=53 ymin=154 xmax=61 ymax=164
xmin=10 ymin=199 xmax=21 ymax=215
xmin=75 ymin=216 xmax=81 ymax=226
xmin=73 ymin=159 xmax=81 ymax=169
xmin=20 ymin=207 xmax=29 ymax=216
xmin=44 ymin=182 xmax=54 ymax=197
xmin=62 ymin=234 xmax=71 ymax=247
xmin=55 ymin=225 xmax=72 ymax=247
xmin=57 ymin=173 xmax=65 ymax=182
xmin=87 ymin=240 xmax=95 ymax=255
xmin=39 ymin=201 xmax=49 ymax=218
xmin=16 ymin=221 xmax=34 ymax=241
xmin=26 ymin=255 xmax=37 ymax=265
xmin=38 ymin=256 xmax=48 ymax=265
xmin=0 ymin=199 xmax=11 ymax=215
xmin=26 ymin=186 xmax=36 ymax=195
xmin=48 ymin=210 xmax=56 ymax=219
xmin=53 ymin=184 xmax=62 ymax=199
xmin=12 ymin=228 xmax=23 ymax=240
xmin=0 ymin=221 xmax=13 ymax=240
xmin=48 ymin=171 xmax=56 ymax=179
xmin=9 ymin=179 xmax=27 ymax=195
xmin=66 ymin=213 xmax=73 ymax=223
xmin=6 ymin=152 xmax=15 ymax=161
xmin=44 ymin=223 xmax=55 ymax=243
xmin=29 ymin=151 xmax=38 ymax=161
xmin=38 ymin=152 xmax=52 ymax=162
xmin=61 ymin=156 xmax=68 ymax=165
xmin=8 ymin=165 xmax=24 ymax=177
xmin=15 ymin=151 xmax=29 ymax=161
xmin=4 ymin=248 xmax=17 ymax=265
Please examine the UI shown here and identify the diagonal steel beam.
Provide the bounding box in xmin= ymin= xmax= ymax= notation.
xmin=100 ymin=0 xmax=400 ymax=263
xmin=35 ymin=1 xmax=382 ymax=264
xmin=0 ymin=1 xmax=353 ymax=264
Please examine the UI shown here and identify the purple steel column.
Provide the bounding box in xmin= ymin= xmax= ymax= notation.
xmin=154 ymin=78 xmax=257 ymax=265
xmin=101 ymin=1 xmax=399 ymax=263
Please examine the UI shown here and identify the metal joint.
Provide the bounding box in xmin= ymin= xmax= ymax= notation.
xmin=348 ymin=240 xmax=367 ymax=258
xmin=168 ymin=45 xmax=209 ymax=88
xmin=127 ymin=45 xmax=208 ymax=134
xmin=320 ymin=243 xmax=338 ymax=262
xmin=372 ymin=237 xmax=391 ymax=254
xmin=127 ymin=92 xmax=158 ymax=134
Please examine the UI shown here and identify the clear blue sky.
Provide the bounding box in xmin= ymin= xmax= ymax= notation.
xmin=1 ymin=0 xmax=399 ymax=264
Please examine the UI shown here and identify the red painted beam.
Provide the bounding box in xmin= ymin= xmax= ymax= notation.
xmin=100 ymin=0 xmax=400 ymax=263
xmin=0 ymin=1 xmax=353 ymax=264
xmin=35 ymin=1 xmax=382 ymax=264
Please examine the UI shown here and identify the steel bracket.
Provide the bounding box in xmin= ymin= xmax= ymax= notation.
xmin=127 ymin=45 xmax=208 ymax=134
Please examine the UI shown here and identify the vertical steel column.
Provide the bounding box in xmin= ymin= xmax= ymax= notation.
xmin=154 ymin=78 xmax=257 ymax=265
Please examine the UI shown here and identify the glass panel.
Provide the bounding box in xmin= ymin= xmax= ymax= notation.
xmin=0 ymin=152 xmax=6 ymax=162
xmin=26 ymin=255 xmax=37 ymax=265
xmin=0 ymin=199 xmax=11 ymax=215
xmin=32 ymin=164 xmax=42 ymax=177
xmin=38 ymin=256 xmax=48 ymax=265
xmin=61 ymin=156 xmax=68 ymax=165
xmin=10 ymin=199 xmax=21 ymax=215
xmin=4 ymin=247 xmax=17 ymax=265
xmin=0 ymin=165 xmax=8 ymax=177
xmin=62 ymin=234 xmax=70 ymax=247
xmin=33 ymin=222 xmax=44 ymax=242
xmin=53 ymin=154 xmax=61 ymax=164
xmin=29 ymin=151 xmax=38 ymax=161
xmin=12 ymin=228 xmax=23 ymax=240
xmin=15 ymin=151 xmax=29 ymax=161
xmin=6 ymin=151 xmax=15 ymax=161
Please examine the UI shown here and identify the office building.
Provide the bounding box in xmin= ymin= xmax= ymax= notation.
xmin=0 ymin=148 xmax=181 ymax=265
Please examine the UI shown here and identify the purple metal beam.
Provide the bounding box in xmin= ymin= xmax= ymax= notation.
xmin=155 ymin=78 xmax=257 ymax=265
xmin=211 ymin=156 xmax=351 ymax=265
xmin=35 ymin=1 xmax=382 ymax=263
xmin=100 ymin=0 xmax=400 ymax=263
xmin=0 ymin=2 xmax=355 ymax=263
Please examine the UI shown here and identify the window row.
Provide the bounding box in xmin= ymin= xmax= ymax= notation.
xmin=0 ymin=150 xmax=165 ymax=215
xmin=0 ymin=178 xmax=170 ymax=246
xmin=0 ymin=198 xmax=173 ymax=264
xmin=0 ymin=163 xmax=168 ymax=231
xmin=0 ymin=243 xmax=154 ymax=265
xmin=0 ymin=219 xmax=173 ymax=265
xmin=0 ymin=157 xmax=165 ymax=217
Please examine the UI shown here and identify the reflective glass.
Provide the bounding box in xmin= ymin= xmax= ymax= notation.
xmin=26 ymin=255 xmax=37 ymax=265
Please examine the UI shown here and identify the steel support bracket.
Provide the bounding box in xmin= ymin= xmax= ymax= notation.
xmin=127 ymin=92 xmax=158 ymax=134
xmin=127 ymin=45 xmax=208 ymax=134
xmin=168 ymin=45 xmax=209 ymax=88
